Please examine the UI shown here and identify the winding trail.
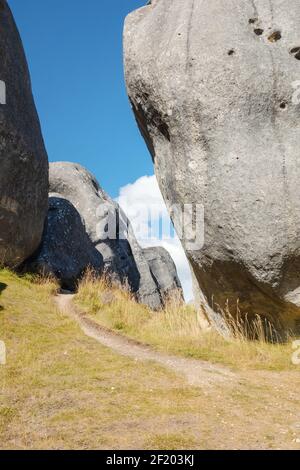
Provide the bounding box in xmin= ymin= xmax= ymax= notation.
xmin=55 ymin=293 xmax=236 ymax=388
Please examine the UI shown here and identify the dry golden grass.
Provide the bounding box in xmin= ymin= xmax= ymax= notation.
xmin=1 ymin=269 xmax=300 ymax=449
xmin=76 ymin=272 xmax=296 ymax=371
xmin=0 ymin=269 xmax=204 ymax=449
xmin=215 ymin=299 xmax=288 ymax=343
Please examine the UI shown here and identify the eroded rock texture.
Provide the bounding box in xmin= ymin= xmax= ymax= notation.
xmin=0 ymin=0 xmax=48 ymax=266
xmin=124 ymin=0 xmax=300 ymax=335
xmin=28 ymin=195 xmax=104 ymax=289
xmin=143 ymin=246 xmax=183 ymax=301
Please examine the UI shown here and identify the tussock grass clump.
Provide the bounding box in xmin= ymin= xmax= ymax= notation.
xmin=0 ymin=268 xmax=59 ymax=295
xmin=220 ymin=300 xmax=284 ymax=344
xmin=76 ymin=272 xmax=296 ymax=371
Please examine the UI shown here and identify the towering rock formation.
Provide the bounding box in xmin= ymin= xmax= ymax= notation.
xmin=124 ymin=0 xmax=300 ymax=335
xmin=0 ymin=0 xmax=48 ymax=266
xmin=29 ymin=162 xmax=182 ymax=309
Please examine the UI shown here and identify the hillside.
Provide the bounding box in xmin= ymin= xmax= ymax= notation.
xmin=0 ymin=270 xmax=300 ymax=450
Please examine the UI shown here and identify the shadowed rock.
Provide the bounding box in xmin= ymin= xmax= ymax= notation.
xmin=30 ymin=162 xmax=182 ymax=309
xmin=28 ymin=196 xmax=104 ymax=289
xmin=124 ymin=0 xmax=300 ymax=336
xmin=0 ymin=0 xmax=48 ymax=266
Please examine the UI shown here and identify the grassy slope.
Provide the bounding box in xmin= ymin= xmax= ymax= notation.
xmin=76 ymin=277 xmax=295 ymax=371
xmin=1 ymin=270 xmax=300 ymax=450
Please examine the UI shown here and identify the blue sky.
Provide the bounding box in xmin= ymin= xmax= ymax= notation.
xmin=9 ymin=0 xmax=193 ymax=300
xmin=9 ymin=0 xmax=150 ymax=198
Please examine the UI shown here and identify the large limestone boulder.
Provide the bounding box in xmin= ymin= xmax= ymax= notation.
xmin=0 ymin=0 xmax=48 ymax=266
xmin=124 ymin=0 xmax=300 ymax=335
xmin=30 ymin=162 xmax=182 ymax=309
xmin=143 ymin=246 xmax=183 ymax=300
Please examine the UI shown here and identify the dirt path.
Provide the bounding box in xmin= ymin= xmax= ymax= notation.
xmin=55 ymin=293 xmax=237 ymax=388
xmin=3 ymin=273 xmax=300 ymax=449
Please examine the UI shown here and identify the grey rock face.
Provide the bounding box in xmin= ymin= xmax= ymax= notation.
xmin=28 ymin=195 xmax=104 ymax=289
xmin=124 ymin=0 xmax=300 ymax=334
xmin=143 ymin=246 xmax=183 ymax=301
xmin=31 ymin=162 xmax=181 ymax=309
xmin=0 ymin=0 xmax=48 ymax=266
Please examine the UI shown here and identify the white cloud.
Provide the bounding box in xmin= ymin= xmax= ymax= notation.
xmin=116 ymin=175 xmax=194 ymax=302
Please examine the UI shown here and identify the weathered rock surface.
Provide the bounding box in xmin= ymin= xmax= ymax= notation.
xmin=143 ymin=246 xmax=183 ymax=300
xmin=124 ymin=0 xmax=300 ymax=335
xmin=28 ymin=195 xmax=104 ymax=289
xmin=0 ymin=0 xmax=48 ymax=266
xmin=30 ymin=162 xmax=182 ymax=308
